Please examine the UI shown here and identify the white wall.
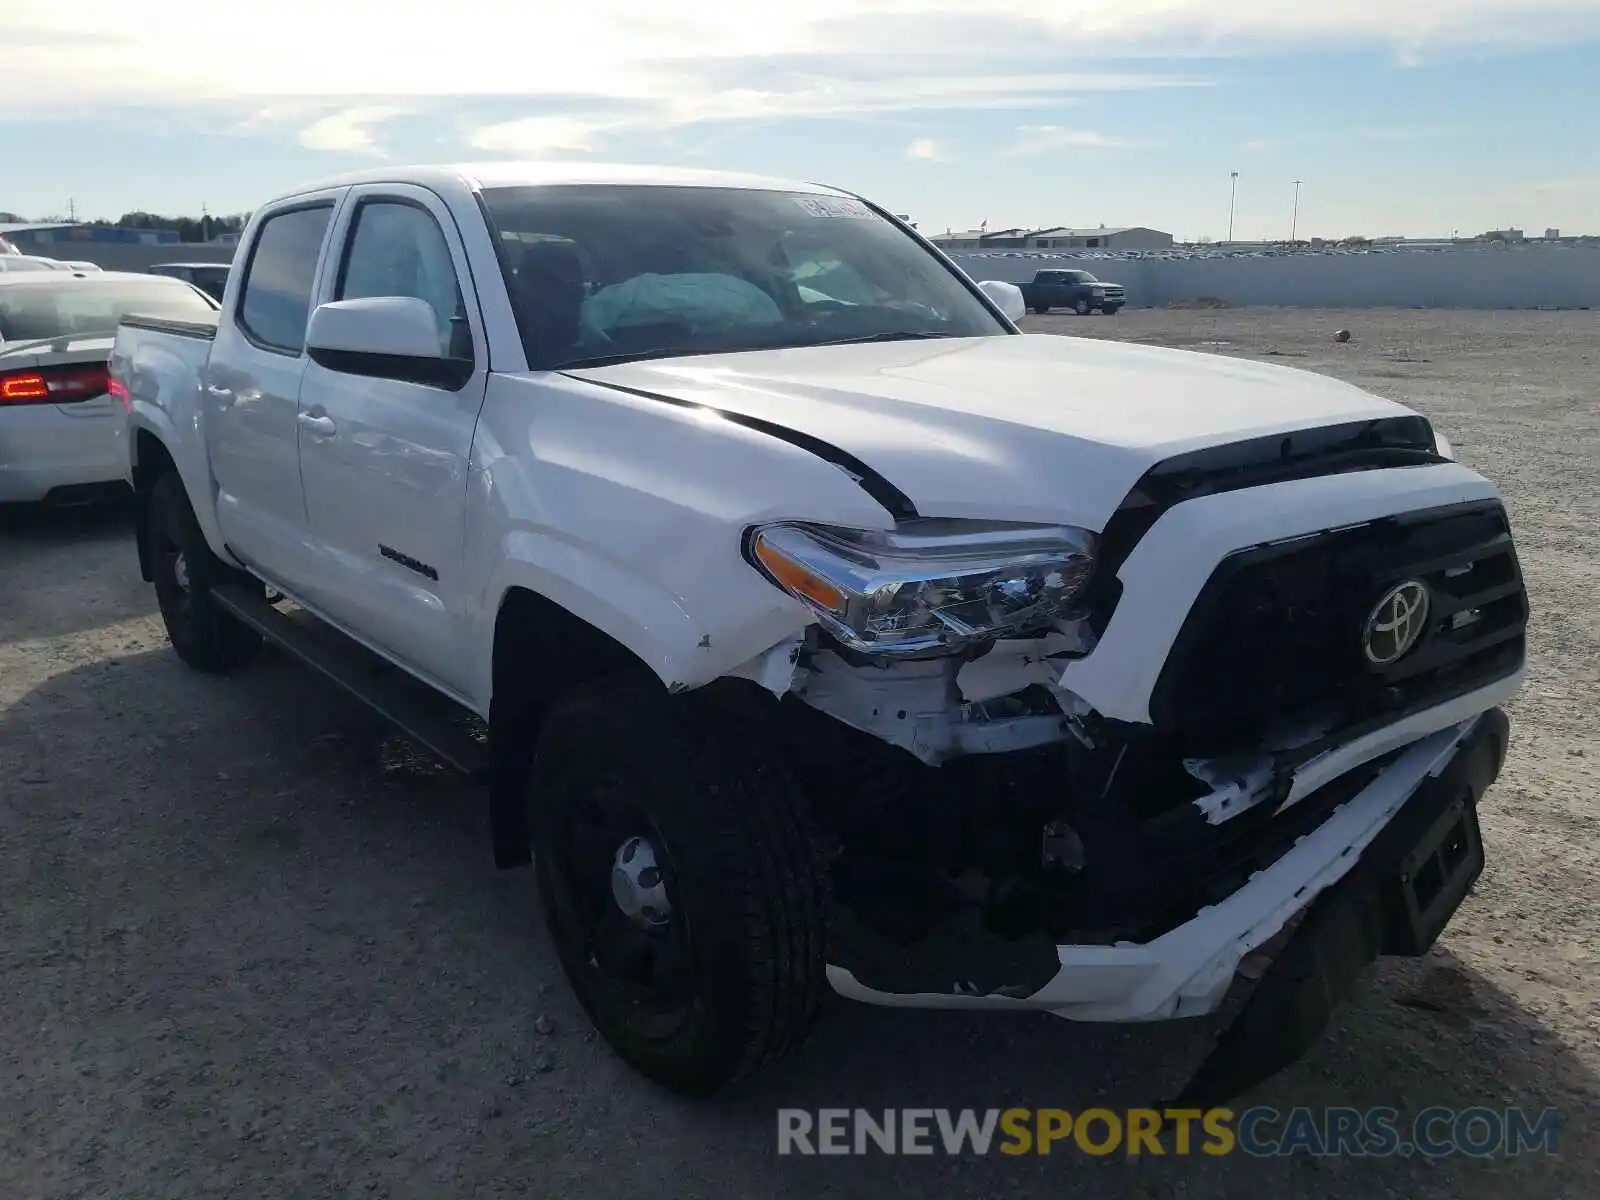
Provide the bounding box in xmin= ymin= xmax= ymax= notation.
xmin=40 ymin=239 xmax=1600 ymax=309
xmin=948 ymin=245 xmax=1600 ymax=310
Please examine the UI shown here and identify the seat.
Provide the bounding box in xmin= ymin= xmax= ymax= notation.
xmin=514 ymin=242 xmax=586 ymax=365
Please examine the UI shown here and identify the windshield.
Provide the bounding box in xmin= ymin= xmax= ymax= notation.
xmin=480 ymin=184 xmax=1008 ymax=369
xmin=1067 ymin=270 xmax=1099 ymax=283
xmin=0 ymin=277 xmax=217 ymax=343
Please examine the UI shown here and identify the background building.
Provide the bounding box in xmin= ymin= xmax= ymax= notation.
xmin=0 ymin=222 xmax=183 ymax=247
xmin=929 ymin=224 xmax=1174 ymax=252
xmin=1023 ymin=226 xmax=1174 ymax=251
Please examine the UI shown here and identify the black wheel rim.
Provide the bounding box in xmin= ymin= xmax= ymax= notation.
xmin=152 ymin=513 xmax=196 ymax=631
xmin=544 ymin=781 xmax=697 ymax=1039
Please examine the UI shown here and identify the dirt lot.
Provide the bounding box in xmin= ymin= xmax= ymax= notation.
xmin=2 ymin=308 xmax=1596 ymax=1198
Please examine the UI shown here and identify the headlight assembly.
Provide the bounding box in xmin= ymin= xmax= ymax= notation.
xmin=1433 ymin=428 xmax=1455 ymax=460
xmin=746 ymin=519 xmax=1097 ymax=656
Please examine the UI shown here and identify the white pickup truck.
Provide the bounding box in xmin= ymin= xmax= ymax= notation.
xmin=112 ymin=162 xmax=1528 ymax=1103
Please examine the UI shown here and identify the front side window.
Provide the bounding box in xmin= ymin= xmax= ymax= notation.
xmin=0 ymin=277 xmax=217 ymax=342
xmin=238 ymin=204 xmax=333 ymax=353
xmin=480 ymin=185 xmax=1008 ymax=369
xmin=338 ymin=201 xmax=470 ymax=359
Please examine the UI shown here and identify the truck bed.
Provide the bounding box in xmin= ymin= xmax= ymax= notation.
xmin=119 ymin=311 xmax=219 ymax=340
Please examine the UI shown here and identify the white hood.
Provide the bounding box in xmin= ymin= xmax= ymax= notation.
xmin=569 ymin=333 xmax=1416 ymax=529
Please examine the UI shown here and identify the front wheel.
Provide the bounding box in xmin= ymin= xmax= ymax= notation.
xmin=529 ymin=674 xmax=829 ymax=1097
xmin=147 ymin=472 xmax=262 ymax=673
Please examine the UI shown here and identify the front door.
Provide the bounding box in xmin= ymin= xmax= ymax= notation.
xmin=294 ymin=185 xmax=489 ymax=699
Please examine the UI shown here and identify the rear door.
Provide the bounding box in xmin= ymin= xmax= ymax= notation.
xmin=293 ymin=184 xmax=489 ymax=698
xmin=206 ymin=190 xmax=344 ymax=593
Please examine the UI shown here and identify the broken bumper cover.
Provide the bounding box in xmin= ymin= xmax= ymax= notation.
xmin=826 ymin=706 xmax=1510 ymax=1021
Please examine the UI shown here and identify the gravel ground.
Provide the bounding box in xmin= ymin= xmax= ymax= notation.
xmin=2 ymin=308 xmax=1596 ymax=1198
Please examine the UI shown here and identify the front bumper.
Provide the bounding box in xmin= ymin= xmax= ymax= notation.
xmin=826 ymin=705 xmax=1508 ymax=1020
xmin=0 ymin=401 xmax=125 ymax=503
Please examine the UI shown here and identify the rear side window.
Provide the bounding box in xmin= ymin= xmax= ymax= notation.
xmin=238 ymin=205 xmax=333 ymax=353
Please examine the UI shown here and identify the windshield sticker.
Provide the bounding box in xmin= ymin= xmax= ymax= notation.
xmin=793 ymin=196 xmax=875 ymax=220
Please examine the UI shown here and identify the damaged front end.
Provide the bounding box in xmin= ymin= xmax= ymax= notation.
xmin=730 ymin=495 xmax=1528 ymax=1102
xmin=737 ymin=513 xmax=1348 ymax=990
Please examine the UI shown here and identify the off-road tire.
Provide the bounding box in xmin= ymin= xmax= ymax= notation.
xmin=528 ymin=673 xmax=829 ymax=1096
xmin=147 ymin=472 xmax=262 ymax=673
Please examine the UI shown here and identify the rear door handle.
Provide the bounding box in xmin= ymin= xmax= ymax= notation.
xmin=297 ymin=412 xmax=337 ymax=438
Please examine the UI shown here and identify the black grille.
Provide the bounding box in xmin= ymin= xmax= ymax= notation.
xmin=1084 ymin=417 xmax=1443 ymax=635
xmin=1150 ymin=500 xmax=1527 ymax=755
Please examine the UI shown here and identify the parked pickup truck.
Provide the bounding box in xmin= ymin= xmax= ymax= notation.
xmin=1021 ymin=268 xmax=1125 ymax=315
xmin=113 ymin=162 xmax=1526 ymax=1103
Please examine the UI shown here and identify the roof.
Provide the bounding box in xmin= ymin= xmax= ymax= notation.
xmin=283 ymin=161 xmax=846 ymax=201
xmin=0 ymin=222 xmax=80 ymax=235
xmin=1029 ymin=227 xmax=1147 ymax=238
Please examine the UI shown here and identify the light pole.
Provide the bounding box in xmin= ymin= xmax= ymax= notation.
xmin=1228 ymin=171 xmax=1239 ymax=243
xmin=1291 ymin=179 xmax=1303 ymax=242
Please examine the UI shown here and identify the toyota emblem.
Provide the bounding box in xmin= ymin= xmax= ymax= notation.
xmin=1363 ymin=580 xmax=1431 ymax=666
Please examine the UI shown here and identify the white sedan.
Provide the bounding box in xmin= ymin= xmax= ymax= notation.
xmin=1 ymin=271 xmax=218 ymax=504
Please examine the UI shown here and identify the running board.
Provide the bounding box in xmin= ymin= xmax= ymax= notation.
xmin=210 ymin=584 xmax=489 ymax=780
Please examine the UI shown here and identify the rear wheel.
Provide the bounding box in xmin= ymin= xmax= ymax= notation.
xmin=529 ymin=674 xmax=828 ymax=1096
xmin=1074 ymin=298 xmax=1091 ymax=315
xmin=1031 ymin=304 xmax=1051 ymax=315
xmin=147 ymin=472 xmax=262 ymax=673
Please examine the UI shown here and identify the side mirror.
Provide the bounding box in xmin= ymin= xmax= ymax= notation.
xmin=978 ymin=279 xmax=1026 ymax=324
xmin=306 ymin=296 xmax=472 ymax=390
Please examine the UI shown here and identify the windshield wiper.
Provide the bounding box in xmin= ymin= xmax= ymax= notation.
xmin=555 ymin=330 xmax=954 ymax=370
xmin=809 ymin=330 xmax=953 ymax=347
xmin=553 ymin=347 xmax=711 ymax=370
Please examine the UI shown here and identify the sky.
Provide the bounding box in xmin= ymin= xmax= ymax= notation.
xmin=2 ymin=1 xmax=1599 ymax=240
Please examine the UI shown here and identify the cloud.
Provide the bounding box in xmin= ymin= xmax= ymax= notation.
xmin=1498 ymin=176 xmax=1600 ymax=196
xmin=297 ymin=106 xmax=407 ymax=156
xmin=906 ymin=137 xmax=943 ymax=161
xmin=1003 ymin=125 xmax=1131 ymax=156
xmin=462 ymin=70 xmax=1192 ymax=159
xmin=3 ymin=0 xmax=1598 ymax=160
xmin=466 ymin=116 xmax=606 ymax=158
xmin=1241 ymin=137 xmax=1273 ymax=153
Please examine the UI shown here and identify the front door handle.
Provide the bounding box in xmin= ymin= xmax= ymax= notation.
xmin=297 ymin=412 xmax=337 ymax=438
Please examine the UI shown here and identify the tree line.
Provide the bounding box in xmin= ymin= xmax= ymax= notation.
xmin=0 ymin=210 xmax=250 ymax=242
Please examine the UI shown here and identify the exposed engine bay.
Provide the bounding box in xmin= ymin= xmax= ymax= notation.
xmin=768 ymin=626 xmax=1385 ymax=984
xmin=742 ymin=492 xmax=1527 ymax=1000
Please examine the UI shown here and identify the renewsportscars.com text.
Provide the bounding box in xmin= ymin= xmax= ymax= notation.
xmin=777 ymin=1106 xmax=1560 ymax=1158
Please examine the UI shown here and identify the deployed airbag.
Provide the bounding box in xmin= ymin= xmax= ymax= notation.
xmin=582 ymin=272 xmax=784 ymax=337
